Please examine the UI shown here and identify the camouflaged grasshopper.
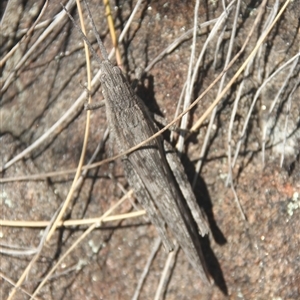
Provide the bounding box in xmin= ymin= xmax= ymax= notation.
xmin=64 ymin=0 xmax=210 ymax=283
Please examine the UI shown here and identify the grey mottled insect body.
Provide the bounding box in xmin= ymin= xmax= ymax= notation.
xmin=100 ymin=59 xmax=210 ymax=283
xmin=64 ymin=1 xmax=210 ymax=284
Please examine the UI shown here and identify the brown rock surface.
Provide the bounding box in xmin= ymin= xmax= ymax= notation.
xmin=1 ymin=0 xmax=299 ymax=299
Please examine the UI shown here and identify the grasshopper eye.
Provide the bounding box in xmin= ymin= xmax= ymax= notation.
xmin=113 ymin=66 xmax=122 ymax=75
xmin=100 ymin=73 xmax=107 ymax=82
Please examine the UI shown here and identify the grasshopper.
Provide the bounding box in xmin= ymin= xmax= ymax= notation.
xmin=64 ymin=0 xmax=210 ymax=283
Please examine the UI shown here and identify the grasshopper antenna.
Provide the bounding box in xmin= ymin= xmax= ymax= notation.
xmin=83 ymin=0 xmax=109 ymax=61
xmin=61 ymin=3 xmax=103 ymax=66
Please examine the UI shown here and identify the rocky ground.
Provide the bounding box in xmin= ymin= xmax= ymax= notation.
xmin=1 ymin=0 xmax=299 ymax=299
